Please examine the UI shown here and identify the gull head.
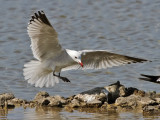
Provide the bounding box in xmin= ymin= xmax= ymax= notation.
xmin=66 ymin=49 xmax=83 ymax=67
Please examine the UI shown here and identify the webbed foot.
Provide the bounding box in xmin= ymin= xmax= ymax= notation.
xmin=59 ymin=76 xmax=70 ymax=82
xmin=53 ymin=72 xmax=70 ymax=82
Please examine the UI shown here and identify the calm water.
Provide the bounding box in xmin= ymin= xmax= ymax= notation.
xmin=1 ymin=107 xmax=160 ymax=120
xmin=0 ymin=0 xmax=160 ymax=119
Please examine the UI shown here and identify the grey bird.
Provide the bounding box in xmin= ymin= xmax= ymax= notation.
xmin=23 ymin=11 xmax=148 ymax=88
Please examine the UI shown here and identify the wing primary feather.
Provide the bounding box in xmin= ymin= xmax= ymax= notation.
xmin=31 ymin=16 xmax=35 ymax=20
xmin=34 ymin=13 xmax=39 ymax=19
xmin=38 ymin=11 xmax=52 ymax=27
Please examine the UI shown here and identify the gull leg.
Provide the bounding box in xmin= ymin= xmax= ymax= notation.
xmin=53 ymin=72 xmax=70 ymax=82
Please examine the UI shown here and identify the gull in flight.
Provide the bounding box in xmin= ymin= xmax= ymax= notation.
xmin=139 ymin=74 xmax=160 ymax=84
xmin=23 ymin=11 xmax=148 ymax=88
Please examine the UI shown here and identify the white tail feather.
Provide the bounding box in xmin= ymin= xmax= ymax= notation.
xmin=23 ymin=60 xmax=59 ymax=88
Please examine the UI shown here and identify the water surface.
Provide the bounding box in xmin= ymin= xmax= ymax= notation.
xmin=0 ymin=0 xmax=160 ymax=119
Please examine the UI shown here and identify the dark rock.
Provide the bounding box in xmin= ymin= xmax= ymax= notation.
xmin=5 ymin=101 xmax=15 ymax=109
xmin=41 ymin=99 xmax=50 ymax=106
xmin=104 ymin=81 xmax=126 ymax=103
xmin=125 ymin=87 xmax=138 ymax=96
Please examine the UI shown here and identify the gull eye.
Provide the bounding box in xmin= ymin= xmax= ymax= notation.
xmin=75 ymin=56 xmax=77 ymax=59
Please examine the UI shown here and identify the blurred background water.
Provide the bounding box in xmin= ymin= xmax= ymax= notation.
xmin=0 ymin=0 xmax=160 ymax=119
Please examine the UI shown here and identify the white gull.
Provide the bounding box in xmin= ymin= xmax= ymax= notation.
xmin=23 ymin=11 xmax=148 ymax=88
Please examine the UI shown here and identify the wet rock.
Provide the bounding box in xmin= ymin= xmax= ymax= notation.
xmin=66 ymin=95 xmax=75 ymax=103
xmin=47 ymin=97 xmax=62 ymax=107
xmin=133 ymin=90 xmax=146 ymax=97
xmin=4 ymin=101 xmax=15 ymax=109
xmin=10 ymin=98 xmax=25 ymax=105
xmin=1 ymin=93 xmax=15 ymax=100
xmin=140 ymin=97 xmax=157 ymax=106
xmin=101 ymin=103 xmax=117 ymax=111
xmin=47 ymin=95 xmax=67 ymax=107
xmin=29 ymin=102 xmax=36 ymax=108
xmin=143 ymin=105 xmax=160 ymax=115
xmin=66 ymin=99 xmax=87 ymax=108
xmin=86 ymin=99 xmax=102 ymax=108
xmin=64 ymin=105 xmax=74 ymax=112
xmin=74 ymin=92 xmax=106 ymax=108
xmin=68 ymin=81 xmax=132 ymax=108
xmin=53 ymin=95 xmax=67 ymax=105
xmin=33 ymin=91 xmax=50 ymax=106
xmin=69 ymin=99 xmax=81 ymax=108
xmin=147 ymin=91 xmax=157 ymax=98
xmin=34 ymin=91 xmax=49 ymax=101
xmin=78 ymin=87 xmax=108 ymax=104
xmin=33 ymin=92 xmax=67 ymax=107
xmin=155 ymin=98 xmax=160 ymax=103
xmin=0 ymin=93 xmax=15 ymax=106
xmin=115 ymin=95 xmax=140 ymax=109
xmin=0 ymin=80 xmax=160 ymax=115
xmin=115 ymin=94 xmax=158 ymax=110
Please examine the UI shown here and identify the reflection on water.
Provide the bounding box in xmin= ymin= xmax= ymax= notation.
xmin=0 ymin=0 xmax=160 ymax=119
xmin=0 ymin=107 xmax=159 ymax=120
xmin=0 ymin=107 xmax=137 ymax=120
xmin=0 ymin=108 xmax=8 ymax=120
xmin=24 ymin=107 xmax=63 ymax=120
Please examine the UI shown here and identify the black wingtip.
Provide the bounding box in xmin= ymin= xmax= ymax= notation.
xmin=124 ymin=54 xmax=151 ymax=64
xmin=29 ymin=10 xmax=52 ymax=27
xmin=34 ymin=12 xmax=39 ymax=19
xmin=139 ymin=74 xmax=160 ymax=84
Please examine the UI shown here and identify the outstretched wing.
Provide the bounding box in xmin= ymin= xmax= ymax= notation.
xmin=139 ymin=74 xmax=160 ymax=84
xmin=62 ymin=50 xmax=148 ymax=71
xmin=28 ymin=11 xmax=62 ymax=61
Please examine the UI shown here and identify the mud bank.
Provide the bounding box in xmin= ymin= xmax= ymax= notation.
xmin=0 ymin=81 xmax=160 ymax=115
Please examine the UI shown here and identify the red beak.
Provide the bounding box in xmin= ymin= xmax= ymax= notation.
xmin=79 ymin=62 xmax=83 ymax=67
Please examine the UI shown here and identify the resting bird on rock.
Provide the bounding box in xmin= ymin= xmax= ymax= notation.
xmin=139 ymin=74 xmax=160 ymax=84
xmin=23 ymin=11 xmax=148 ymax=88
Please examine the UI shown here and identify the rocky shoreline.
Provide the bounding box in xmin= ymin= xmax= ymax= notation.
xmin=0 ymin=81 xmax=160 ymax=115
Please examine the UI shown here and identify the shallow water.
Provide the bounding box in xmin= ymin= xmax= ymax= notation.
xmin=1 ymin=107 xmax=160 ymax=120
xmin=0 ymin=0 xmax=160 ymax=119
